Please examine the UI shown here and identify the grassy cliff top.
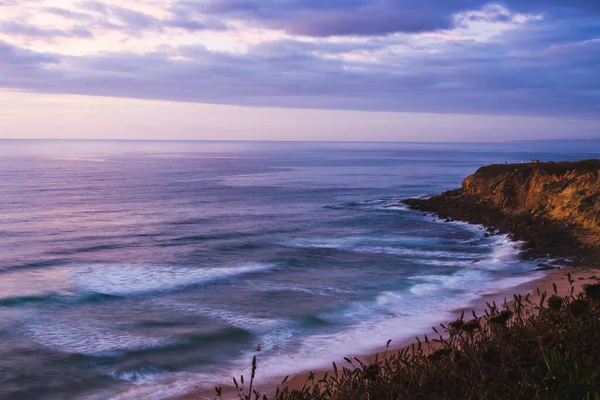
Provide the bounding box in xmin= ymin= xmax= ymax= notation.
xmin=474 ymin=159 xmax=600 ymax=178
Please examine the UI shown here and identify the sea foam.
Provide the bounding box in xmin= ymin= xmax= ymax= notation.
xmin=71 ymin=262 xmax=275 ymax=296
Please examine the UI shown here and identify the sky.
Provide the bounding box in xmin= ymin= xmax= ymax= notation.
xmin=0 ymin=0 xmax=599 ymax=141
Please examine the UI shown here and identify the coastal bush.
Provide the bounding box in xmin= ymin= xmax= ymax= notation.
xmin=218 ymin=277 xmax=600 ymax=400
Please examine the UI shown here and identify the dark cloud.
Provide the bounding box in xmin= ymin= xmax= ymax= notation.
xmin=173 ymin=0 xmax=476 ymax=36
xmin=171 ymin=0 xmax=600 ymax=37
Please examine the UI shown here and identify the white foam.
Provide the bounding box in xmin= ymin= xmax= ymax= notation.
xmin=284 ymin=237 xmax=365 ymax=250
xmin=256 ymin=327 xmax=298 ymax=353
xmin=283 ymin=237 xmax=486 ymax=261
xmin=71 ymin=262 xmax=275 ymax=296
xmin=256 ymin=271 xmax=544 ymax=381
xmin=101 ymin=222 xmax=536 ymax=399
xmin=285 ymin=235 xmax=441 ymax=249
xmin=409 ymin=283 xmax=440 ymax=295
xmin=353 ymin=246 xmax=480 ymax=259
xmin=407 ymin=270 xmax=545 ymax=299
xmin=489 ymin=236 xmax=523 ymax=263
xmin=415 ymin=259 xmax=483 ymax=268
xmin=109 ymin=367 xmax=172 ymax=386
xmin=380 ymin=205 xmax=408 ymax=211
xmin=26 ymin=320 xmax=172 ymax=356
xmin=248 ymin=282 xmax=352 ymax=296
xmin=153 ymin=300 xmax=282 ymax=331
xmin=103 ymin=267 xmax=546 ymax=400
xmin=231 ymin=311 xmax=451 ymax=383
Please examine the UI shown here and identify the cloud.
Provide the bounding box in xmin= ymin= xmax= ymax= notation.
xmin=172 ymin=0 xmax=470 ymax=36
xmin=47 ymin=0 xmax=228 ymax=33
xmin=171 ymin=0 xmax=600 ymax=37
xmin=0 ymin=1 xmax=597 ymax=119
xmin=0 ymin=21 xmax=93 ymax=39
xmin=3 ymin=28 xmax=598 ymax=117
xmin=0 ymin=39 xmax=58 ymax=66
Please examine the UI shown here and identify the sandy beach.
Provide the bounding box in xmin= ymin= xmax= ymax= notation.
xmin=178 ymin=263 xmax=600 ymax=400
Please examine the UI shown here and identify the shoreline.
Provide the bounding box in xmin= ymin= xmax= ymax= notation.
xmin=179 ymin=262 xmax=599 ymax=400
xmin=177 ymin=160 xmax=600 ymax=399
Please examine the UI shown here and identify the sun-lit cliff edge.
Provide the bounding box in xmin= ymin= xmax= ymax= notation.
xmin=405 ymin=159 xmax=600 ymax=261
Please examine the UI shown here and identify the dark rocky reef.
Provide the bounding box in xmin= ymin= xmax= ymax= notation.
xmin=404 ymin=160 xmax=600 ymax=262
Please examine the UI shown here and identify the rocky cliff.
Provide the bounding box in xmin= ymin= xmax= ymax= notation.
xmin=404 ymin=160 xmax=600 ymax=261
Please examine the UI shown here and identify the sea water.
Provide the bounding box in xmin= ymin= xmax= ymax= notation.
xmin=0 ymin=139 xmax=597 ymax=399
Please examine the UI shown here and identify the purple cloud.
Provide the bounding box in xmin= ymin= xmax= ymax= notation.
xmin=171 ymin=0 xmax=600 ymax=37
xmin=0 ymin=40 xmax=58 ymax=65
xmin=0 ymin=1 xmax=598 ymax=119
xmin=0 ymin=21 xmax=93 ymax=39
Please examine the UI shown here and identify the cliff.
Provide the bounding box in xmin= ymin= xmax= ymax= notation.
xmin=404 ymin=160 xmax=600 ymax=261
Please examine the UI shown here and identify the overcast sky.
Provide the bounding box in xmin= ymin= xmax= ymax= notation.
xmin=0 ymin=0 xmax=598 ymax=141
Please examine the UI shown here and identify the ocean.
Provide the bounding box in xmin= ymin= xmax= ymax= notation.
xmin=0 ymin=139 xmax=597 ymax=399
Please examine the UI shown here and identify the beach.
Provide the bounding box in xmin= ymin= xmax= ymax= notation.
xmin=179 ymin=159 xmax=600 ymax=399
xmin=179 ymin=263 xmax=600 ymax=400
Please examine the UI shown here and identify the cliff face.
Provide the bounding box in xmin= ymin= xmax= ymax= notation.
xmin=462 ymin=161 xmax=600 ymax=244
xmin=405 ymin=160 xmax=600 ymax=260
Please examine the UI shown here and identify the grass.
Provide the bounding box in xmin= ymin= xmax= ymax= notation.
xmin=217 ymin=277 xmax=600 ymax=400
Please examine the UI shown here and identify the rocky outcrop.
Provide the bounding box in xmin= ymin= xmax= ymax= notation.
xmin=404 ymin=160 xmax=600 ymax=261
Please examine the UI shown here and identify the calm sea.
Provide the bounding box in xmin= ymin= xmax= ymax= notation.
xmin=0 ymin=140 xmax=597 ymax=399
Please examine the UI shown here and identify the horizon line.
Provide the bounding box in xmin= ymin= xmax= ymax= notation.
xmin=0 ymin=137 xmax=598 ymax=144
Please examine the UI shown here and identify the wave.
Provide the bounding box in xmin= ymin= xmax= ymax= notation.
xmin=325 ymin=198 xmax=409 ymax=211
xmin=0 ymin=294 xmax=64 ymax=307
xmin=109 ymin=366 xmax=173 ymax=386
xmin=284 ymin=237 xmax=484 ymax=261
xmin=26 ymin=317 xmax=258 ymax=358
xmin=153 ymin=300 xmax=283 ymax=331
xmin=1 ymin=262 xmax=277 ymax=306
xmin=213 ymin=311 xmax=449 ymax=390
xmin=235 ymin=271 xmax=547 ymax=385
xmin=405 ymin=270 xmax=546 ymax=301
xmin=248 ymin=282 xmax=353 ymax=297
xmin=283 ymin=230 xmax=528 ymax=273
xmin=71 ymin=262 xmax=276 ymax=297
xmin=283 ymin=235 xmax=444 ymax=250
xmin=102 ymin=263 xmax=543 ymax=400
xmin=26 ymin=320 xmax=174 ymax=357
xmin=107 ymin=371 xmax=220 ymax=400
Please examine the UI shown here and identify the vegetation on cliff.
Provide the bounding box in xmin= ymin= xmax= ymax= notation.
xmin=222 ymin=280 xmax=600 ymax=400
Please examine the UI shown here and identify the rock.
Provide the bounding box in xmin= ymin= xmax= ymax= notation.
xmin=402 ymin=160 xmax=600 ymax=263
